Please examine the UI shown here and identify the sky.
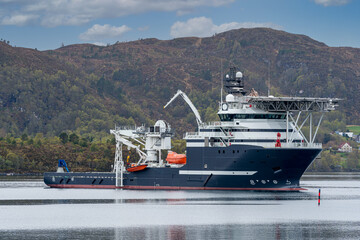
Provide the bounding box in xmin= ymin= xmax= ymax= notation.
xmin=0 ymin=0 xmax=359 ymax=50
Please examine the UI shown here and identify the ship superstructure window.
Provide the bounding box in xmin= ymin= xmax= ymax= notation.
xmin=218 ymin=114 xmax=286 ymax=121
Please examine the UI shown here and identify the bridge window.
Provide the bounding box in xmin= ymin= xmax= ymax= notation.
xmin=218 ymin=114 xmax=286 ymax=121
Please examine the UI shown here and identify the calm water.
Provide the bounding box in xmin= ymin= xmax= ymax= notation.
xmin=0 ymin=174 xmax=359 ymax=239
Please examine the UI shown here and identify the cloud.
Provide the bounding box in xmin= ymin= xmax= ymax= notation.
xmin=313 ymin=0 xmax=351 ymax=6
xmin=176 ymin=9 xmax=193 ymax=16
xmin=0 ymin=0 xmax=233 ymax=27
xmin=93 ymin=42 xmax=107 ymax=46
xmin=138 ymin=26 xmax=149 ymax=31
xmin=79 ymin=24 xmax=131 ymax=41
xmin=170 ymin=17 xmax=282 ymax=38
xmin=1 ymin=14 xmax=38 ymax=26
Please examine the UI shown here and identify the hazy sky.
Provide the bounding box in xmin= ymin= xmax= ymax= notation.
xmin=0 ymin=0 xmax=359 ymax=50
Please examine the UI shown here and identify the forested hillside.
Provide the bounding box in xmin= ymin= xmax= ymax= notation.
xmin=1 ymin=28 xmax=360 ymax=137
xmin=1 ymin=28 xmax=360 ymax=172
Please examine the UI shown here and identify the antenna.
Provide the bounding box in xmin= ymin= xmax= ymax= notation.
xmin=267 ymin=60 xmax=270 ymax=97
xmin=221 ymin=60 xmax=223 ymax=103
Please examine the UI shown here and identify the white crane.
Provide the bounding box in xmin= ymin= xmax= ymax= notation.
xmin=110 ymin=129 xmax=147 ymax=165
xmin=164 ymin=90 xmax=203 ymax=127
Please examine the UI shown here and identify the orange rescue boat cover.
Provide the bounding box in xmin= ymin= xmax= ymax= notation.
xmin=166 ymin=151 xmax=186 ymax=164
xmin=127 ymin=164 xmax=147 ymax=172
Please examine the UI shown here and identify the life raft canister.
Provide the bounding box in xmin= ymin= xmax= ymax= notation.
xmin=166 ymin=151 xmax=186 ymax=164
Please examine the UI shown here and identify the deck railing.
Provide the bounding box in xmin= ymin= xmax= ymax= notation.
xmin=183 ymin=132 xmax=322 ymax=149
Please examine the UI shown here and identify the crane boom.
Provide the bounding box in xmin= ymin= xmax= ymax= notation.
xmin=164 ymin=90 xmax=202 ymax=126
xmin=110 ymin=129 xmax=147 ymax=161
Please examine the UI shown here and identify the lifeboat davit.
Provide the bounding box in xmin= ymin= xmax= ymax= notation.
xmin=166 ymin=151 xmax=186 ymax=164
xmin=127 ymin=164 xmax=147 ymax=172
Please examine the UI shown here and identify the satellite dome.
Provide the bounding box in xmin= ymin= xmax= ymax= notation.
xmin=236 ymin=71 xmax=243 ymax=78
xmin=154 ymin=120 xmax=169 ymax=132
xmin=225 ymin=94 xmax=235 ymax=102
xmin=225 ymin=74 xmax=230 ymax=79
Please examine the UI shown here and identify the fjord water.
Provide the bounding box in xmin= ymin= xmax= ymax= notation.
xmin=0 ymin=174 xmax=359 ymax=239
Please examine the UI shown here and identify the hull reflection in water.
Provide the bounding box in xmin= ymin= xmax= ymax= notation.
xmin=1 ymin=223 xmax=360 ymax=240
xmin=1 ymin=178 xmax=360 ymax=240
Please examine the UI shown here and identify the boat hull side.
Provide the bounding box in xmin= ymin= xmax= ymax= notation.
xmin=44 ymin=145 xmax=321 ymax=191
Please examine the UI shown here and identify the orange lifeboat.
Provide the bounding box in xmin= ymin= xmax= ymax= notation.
xmin=127 ymin=164 xmax=147 ymax=172
xmin=166 ymin=151 xmax=186 ymax=164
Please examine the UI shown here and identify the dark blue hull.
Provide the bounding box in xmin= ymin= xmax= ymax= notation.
xmin=44 ymin=145 xmax=321 ymax=191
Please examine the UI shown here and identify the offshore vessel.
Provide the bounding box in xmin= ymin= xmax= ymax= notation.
xmin=44 ymin=67 xmax=339 ymax=191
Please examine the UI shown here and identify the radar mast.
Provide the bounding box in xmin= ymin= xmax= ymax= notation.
xmin=223 ymin=67 xmax=246 ymax=96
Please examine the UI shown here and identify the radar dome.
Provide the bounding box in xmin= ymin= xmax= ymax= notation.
xmin=236 ymin=71 xmax=243 ymax=78
xmin=225 ymin=94 xmax=235 ymax=102
xmin=225 ymin=74 xmax=229 ymax=79
xmin=154 ymin=120 xmax=169 ymax=132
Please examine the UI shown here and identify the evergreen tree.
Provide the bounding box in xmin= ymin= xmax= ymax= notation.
xmin=59 ymin=132 xmax=68 ymax=144
xmin=69 ymin=133 xmax=79 ymax=144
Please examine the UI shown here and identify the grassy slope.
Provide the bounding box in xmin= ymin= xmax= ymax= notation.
xmin=347 ymin=125 xmax=360 ymax=135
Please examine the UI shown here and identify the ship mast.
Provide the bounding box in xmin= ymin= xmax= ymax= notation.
xmin=223 ymin=67 xmax=246 ymax=96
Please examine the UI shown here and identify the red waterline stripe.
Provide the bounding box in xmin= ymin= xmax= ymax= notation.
xmin=47 ymin=184 xmax=306 ymax=191
xmin=121 ymin=185 xmax=306 ymax=191
xmin=48 ymin=184 xmax=116 ymax=189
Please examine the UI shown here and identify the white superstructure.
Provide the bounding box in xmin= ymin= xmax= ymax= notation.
xmin=185 ymin=94 xmax=304 ymax=148
xmin=183 ymin=67 xmax=339 ymax=149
